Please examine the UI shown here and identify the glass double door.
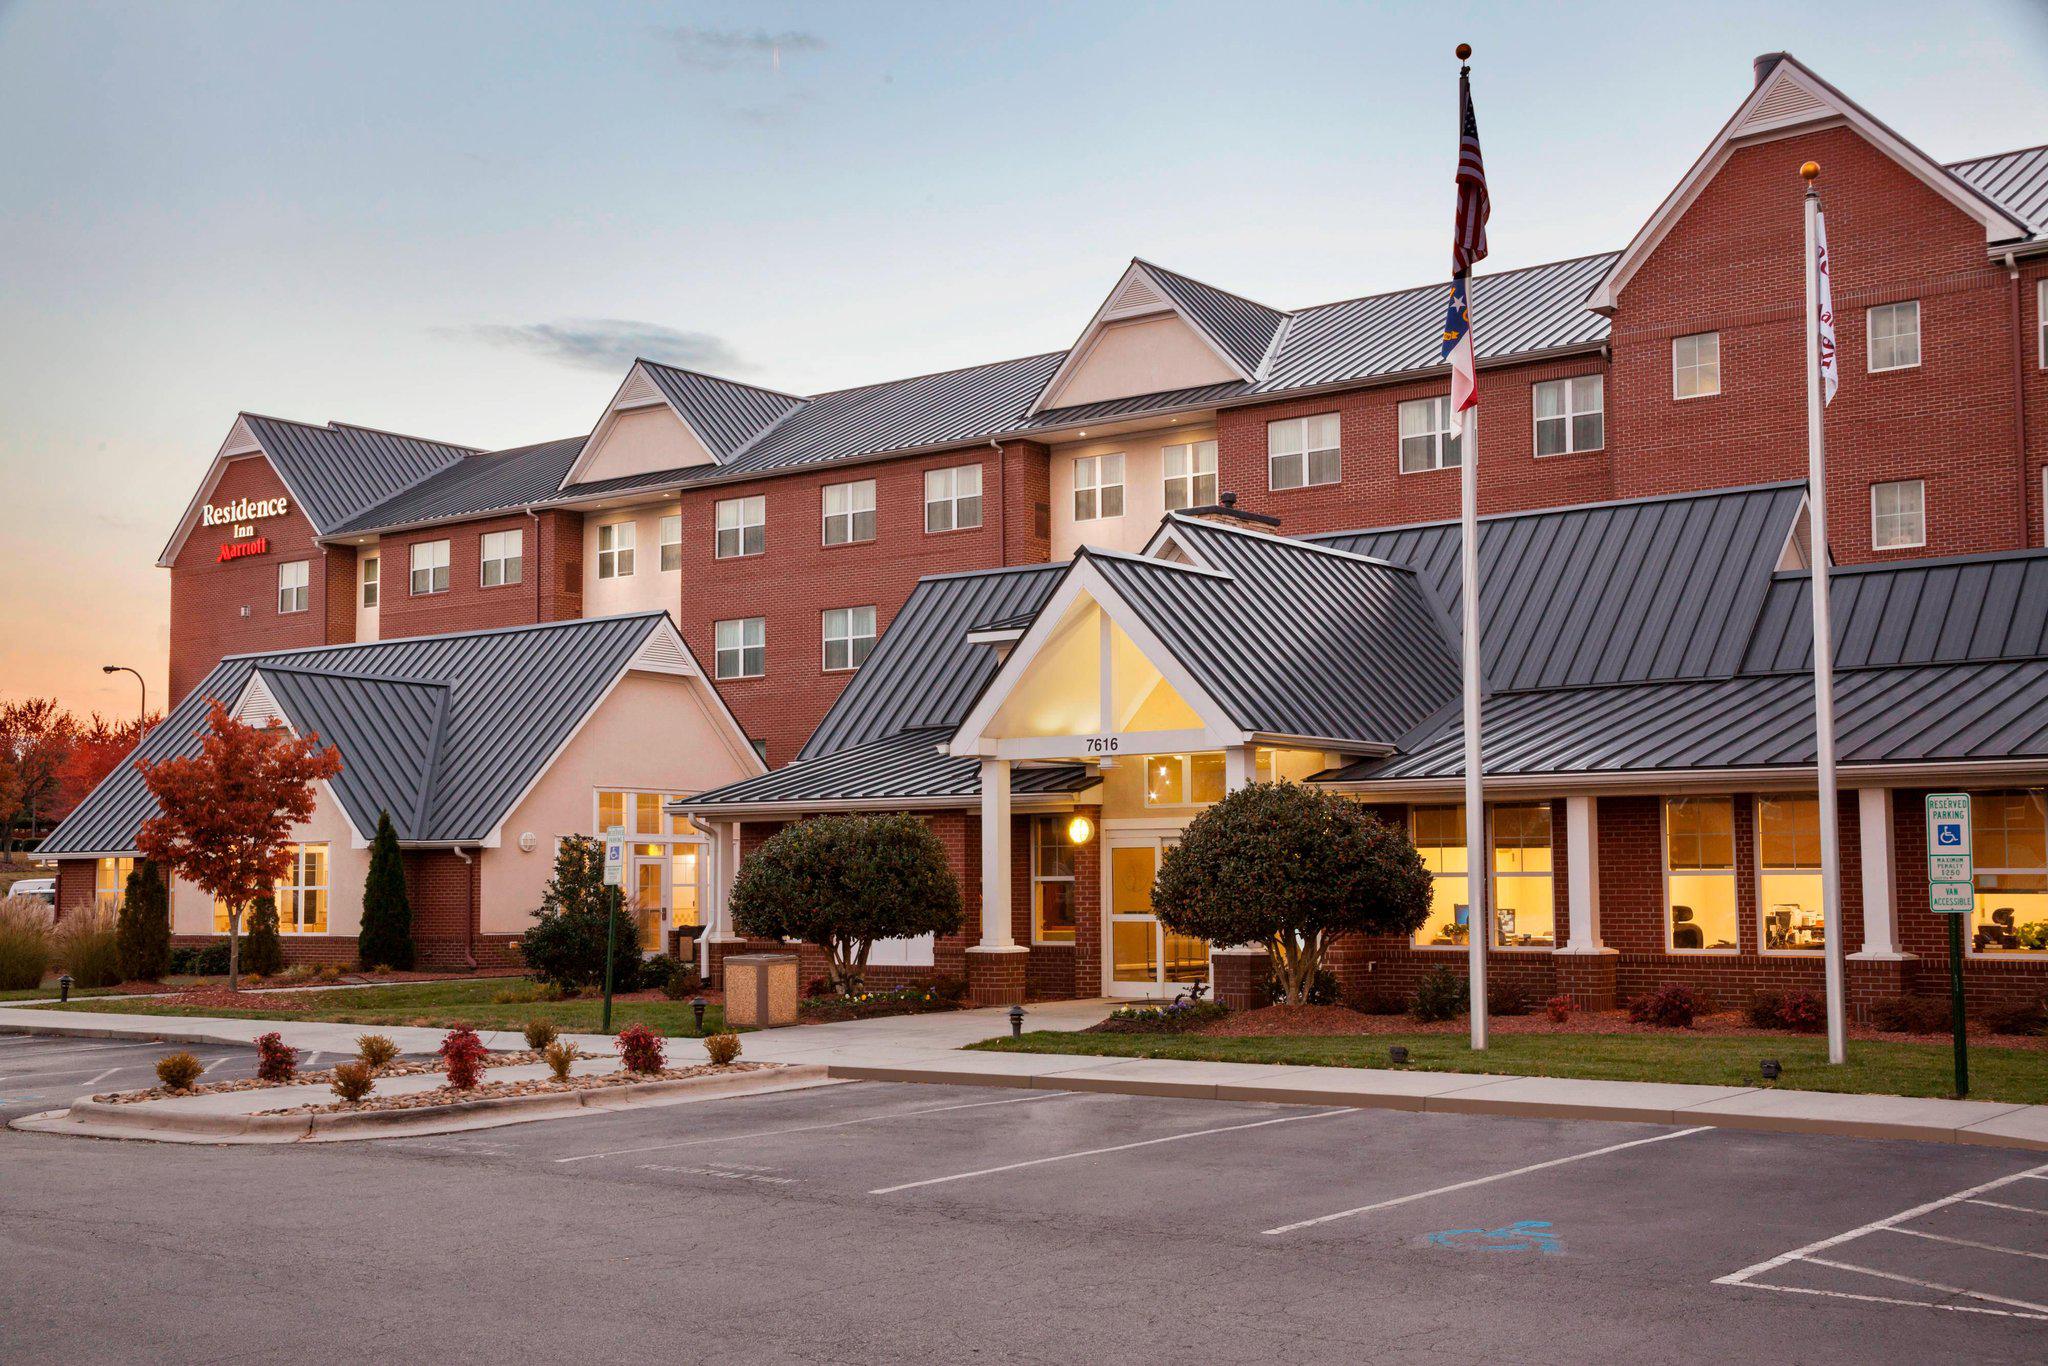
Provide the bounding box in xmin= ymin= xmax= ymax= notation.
xmin=1106 ymin=834 xmax=1208 ymax=998
xmin=631 ymin=844 xmax=704 ymax=953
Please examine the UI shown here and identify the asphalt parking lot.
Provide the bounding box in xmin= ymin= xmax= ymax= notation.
xmin=3 ymin=1047 xmax=2044 ymax=1363
xmin=0 ymin=1033 xmax=266 ymax=1122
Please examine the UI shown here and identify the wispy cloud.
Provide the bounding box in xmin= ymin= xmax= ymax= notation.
xmin=450 ymin=320 xmax=747 ymax=375
xmin=661 ymin=27 xmax=826 ymax=73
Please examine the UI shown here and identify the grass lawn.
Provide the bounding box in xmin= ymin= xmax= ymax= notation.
xmin=0 ymin=984 xmax=127 ymax=1003
xmin=27 ymin=978 xmax=730 ymax=1037
xmin=973 ymin=1029 xmax=2048 ymax=1106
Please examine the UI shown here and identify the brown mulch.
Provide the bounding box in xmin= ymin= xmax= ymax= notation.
xmin=1198 ymin=1005 xmax=2048 ymax=1050
xmin=100 ymin=1049 xmax=576 ymax=1104
xmin=275 ymin=1061 xmax=775 ymax=1116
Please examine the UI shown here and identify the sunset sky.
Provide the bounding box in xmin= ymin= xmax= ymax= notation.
xmin=3 ymin=0 xmax=2043 ymax=718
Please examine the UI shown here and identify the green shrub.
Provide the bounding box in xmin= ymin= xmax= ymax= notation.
xmin=1745 ymin=992 xmax=1786 ymax=1029
xmin=1980 ymin=998 xmax=2046 ymax=1037
xmin=1871 ymin=995 xmax=1950 ymax=1033
xmin=0 ymin=896 xmax=53 ymax=992
xmin=522 ymin=1018 xmax=559 ymax=1051
xmin=55 ymin=908 xmax=123 ymax=989
xmin=1410 ymin=968 xmax=1469 ymax=1023
xmin=1627 ymin=983 xmax=1703 ymax=1028
xmin=518 ymin=838 xmax=640 ymax=993
xmin=543 ymin=1040 xmax=577 ymax=1081
xmin=241 ymin=896 xmax=284 ymax=978
xmin=659 ymin=965 xmax=703 ymax=1001
xmin=637 ymin=953 xmax=681 ymax=992
xmin=155 ymin=1051 xmax=203 ymax=1092
xmin=355 ymin=1034 xmax=400 ymax=1071
xmin=356 ymin=811 xmax=415 ymax=970
xmin=116 ymin=862 xmax=171 ymax=982
xmin=330 ymin=1062 xmax=375 ymax=1103
xmin=704 ymin=1033 xmax=742 ymax=1066
xmin=1093 ymin=1000 xmax=1231 ymax=1034
xmin=168 ymin=942 xmax=231 ymax=977
xmin=1487 ymin=981 xmax=1534 ymax=1017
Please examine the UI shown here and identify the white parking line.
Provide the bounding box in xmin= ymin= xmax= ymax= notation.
xmin=1966 ymin=1198 xmax=2048 ymax=1217
xmin=1262 ymin=1126 xmax=1711 ymax=1236
xmin=1737 ymin=1279 xmax=2048 ymax=1322
xmin=1797 ymin=1254 xmax=2048 ymax=1315
xmin=554 ymin=1090 xmax=1073 ymax=1164
xmin=81 ymin=1067 xmax=122 ymax=1088
xmin=871 ymin=1109 xmax=1350 ymax=1196
xmin=1885 ymin=1225 xmax=2048 ymax=1262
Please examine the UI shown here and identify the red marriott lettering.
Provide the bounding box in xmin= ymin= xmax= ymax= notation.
xmin=217 ymin=537 xmax=269 ymax=563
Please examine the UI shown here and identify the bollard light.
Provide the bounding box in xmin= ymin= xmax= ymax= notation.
xmin=1760 ymin=1058 xmax=1782 ymax=1081
xmin=1008 ymin=1004 xmax=1025 ymax=1038
xmin=58 ymin=974 xmax=73 ymax=1003
xmin=690 ymin=997 xmax=708 ymax=1033
xmin=1388 ymin=1045 xmax=1409 ymax=1065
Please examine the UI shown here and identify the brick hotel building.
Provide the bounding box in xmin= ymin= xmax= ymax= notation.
xmin=43 ymin=55 xmax=2048 ymax=1009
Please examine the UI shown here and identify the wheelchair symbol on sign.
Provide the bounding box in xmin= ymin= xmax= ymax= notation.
xmin=1935 ymin=822 xmax=1964 ymax=847
xmin=1426 ymin=1220 xmax=1563 ymax=1255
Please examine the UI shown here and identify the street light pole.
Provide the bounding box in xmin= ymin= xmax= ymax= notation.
xmin=101 ymin=665 xmax=145 ymax=724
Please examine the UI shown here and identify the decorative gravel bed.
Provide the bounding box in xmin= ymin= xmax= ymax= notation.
xmin=275 ymin=1061 xmax=777 ymax=1116
xmin=98 ymin=1050 xmax=568 ymax=1104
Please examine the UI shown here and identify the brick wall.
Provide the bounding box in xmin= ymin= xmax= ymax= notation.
xmin=376 ymin=512 xmax=567 ymax=642
xmin=404 ymin=849 xmax=480 ymax=969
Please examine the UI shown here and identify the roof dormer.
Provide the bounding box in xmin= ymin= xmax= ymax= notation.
xmin=559 ymin=359 xmax=804 ymax=490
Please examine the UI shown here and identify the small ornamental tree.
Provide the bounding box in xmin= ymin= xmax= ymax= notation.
xmin=519 ymin=836 xmax=639 ymax=992
xmin=134 ymin=698 xmax=342 ymax=990
xmin=729 ymin=813 xmax=963 ymax=996
xmin=1151 ymin=782 xmax=1433 ymax=1006
xmin=116 ymin=860 xmax=171 ymax=982
xmin=356 ymin=810 xmax=414 ymax=970
xmin=242 ymin=895 xmax=284 ymax=977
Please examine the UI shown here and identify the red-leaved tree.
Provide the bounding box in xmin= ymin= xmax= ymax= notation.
xmin=135 ymin=699 xmax=341 ymax=990
xmin=59 ymin=711 xmax=162 ymax=815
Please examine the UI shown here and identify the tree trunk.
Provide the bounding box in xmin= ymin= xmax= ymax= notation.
xmin=227 ymin=906 xmax=242 ymax=992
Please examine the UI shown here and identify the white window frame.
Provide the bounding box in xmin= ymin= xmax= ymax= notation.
xmin=278 ymin=843 xmax=330 ymax=934
xmin=714 ymin=616 xmax=765 ymax=680
xmin=822 ymin=479 xmax=876 ymax=546
xmin=597 ymin=521 xmax=635 ymax=579
xmin=821 ymin=605 xmax=876 ymax=672
xmin=1673 ymin=331 xmax=1720 ymax=400
xmin=1398 ymin=397 xmax=1464 ymax=473
xmin=479 ymin=529 xmax=522 ymax=588
xmin=1532 ymin=375 xmax=1605 ymax=456
xmin=1162 ymin=440 xmax=1219 ymax=512
xmin=1965 ymin=789 xmax=2048 ymax=960
xmin=1031 ymin=814 xmax=1077 ymax=945
xmin=1267 ymin=413 xmax=1340 ymax=490
xmin=410 ymin=540 xmax=450 ymax=596
xmin=1663 ymin=796 xmax=1738 ymax=955
xmin=1871 ymin=479 xmax=1925 ymax=551
xmin=276 ymin=560 xmax=309 ymax=614
xmin=359 ymin=553 xmax=379 ymax=609
xmin=923 ymin=465 xmax=983 ymax=534
xmin=1756 ymin=794 xmax=1825 ymax=957
xmin=1488 ymin=803 xmax=1556 ymax=951
xmin=715 ymin=496 xmax=764 ymax=559
xmin=659 ymin=514 xmax=682 ymax=572
xmin=1867 ymin=299 xmax=1921 ymax=373
xmin=2038 ymin=279 xmax=2047 ymax=370
xmin=1072 ymin=453 xmax=1126 ymax=521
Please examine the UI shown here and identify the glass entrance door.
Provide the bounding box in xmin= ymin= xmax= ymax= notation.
xmin=1105 ymin=835 xmax=1207 ymax=998
xmin=631 ymin=847 xmax=668 ymax=952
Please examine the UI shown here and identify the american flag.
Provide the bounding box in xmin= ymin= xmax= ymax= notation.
xmin=1451 ymin=65 xmax=1490 ymax=277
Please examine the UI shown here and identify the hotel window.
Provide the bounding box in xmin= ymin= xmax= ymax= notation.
xmin=1491 ymin=805 xmax=1554 ymax=949
xmin=714 ymin=617 xmax=765 ymax=679
xmin=1398 ymin=398 xmax=1463 ymax=473
xmin=1665 ymin=796 xmax=1737 ymax=952
xmin=212 ymin=845 xmax=326 ymax=933
xmin=1867 ymin=300 xmax=1920 ymax=372
xmin=659 ymin=514 xmax=682 ymax=572
xmin=596 ymin=522 xmax=634 ymax=578
xmin=1969 ymin=790 xmax=2046 ymax=957
xmin=1871 ymin=479 xmax=1925 ymax=551
xmin=359 ymin=553 xmax=379 ymax=609
xmin=1673 ymin=331 xmax=1720 ymax=399
xmin=1162 ymin=440 xmax=1219 ymax=511
xmin=715 ymin=496 xmax=764 ymax=559
xmin=1411 ymin=805 xmax=1470 ymax=948
xmin=924 ymin=465 xmax=983 ymax=533
xmin=1268 ymin=413 xmax=1340 ymax=489
xmin=1532 ymin=375 xmax=1604 ymax=456
xmin=94 ymin=856 xmax=135 ymax=915
xmin=1032 ymin=815 xmax=1077 ymax=944
xmin=1143 ymin=753 xmax=1226 ymax=807
xmin=1758 ymin=795 xmax=1825 ymax=953
xmin=2039 ymin=280 xmax=2047 ymax=369
xmin=1073 ymin=454 xmax=1125 ymax=520
xmin=822 ymin=479 xmax=876 ymax=545
xmin=410 ymin=539 xmax=450 ymax=595
xmin=479 ymin=529 xmax=522 ymax=588
xmin=822 ymin=605 xmax=876 ymax=672
xmin=276 ymin=560 xmax=309 ymax=614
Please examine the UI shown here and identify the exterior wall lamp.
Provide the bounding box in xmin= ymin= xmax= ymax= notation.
xmin=1065 ymin=814 xmax=1094 ymax=845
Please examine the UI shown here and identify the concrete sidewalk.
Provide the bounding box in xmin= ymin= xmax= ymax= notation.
xmin=3 ymin=999 xmax=2043 ymax=1151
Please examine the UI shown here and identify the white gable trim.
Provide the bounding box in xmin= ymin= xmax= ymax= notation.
xmin=1587 ymin=56 xmax=2031 ymax=313
xmin=1029 ymin=262 xmax=1257 ymax=416
xmin=224 ymin=671 xmax=369 ymax=847
xmin=157 ymin=417 xmax=318 ymax=567
xmin=949 ymin=558 xmax=1245 ymax=759
xmin=559 ymin=361 xmax=725 ymax=489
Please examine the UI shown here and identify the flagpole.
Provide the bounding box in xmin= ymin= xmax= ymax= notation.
xmin=1802 ymin=160 xmax=1848 ymax=1065
xmin=1461 ymin=393 xmax=1488 ymax=1050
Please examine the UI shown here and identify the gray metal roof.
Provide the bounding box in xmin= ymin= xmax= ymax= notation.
xmin=1947 ymin=146 xmax=2048 ymax=234
xmin=333 ymin=435 xmax=587 ymax=534
xmin=40 ymin=613 xmax=674 ymax=855
xmin=1020 ymin=381 xmax=1253 ymax=432
xmin=639 ymin=361 xmax=804 ymax=459
xmin=685 ymin=728 xmax=1093 ymax=810
xmin=1742 ymin=550 xmax=2048 ymax=674
xmin=1138 ymin=260 xmax=1287 ymax=375
xmin=1084 ymin=525 xmax=1459 ymax=746
xmin=240 ymin=415 xmax=477 ymax=534
xmin=1314 ymin=483 xmax=1806 ymax=692
xmin=800 ymin=562 xmax=1069 ymax=761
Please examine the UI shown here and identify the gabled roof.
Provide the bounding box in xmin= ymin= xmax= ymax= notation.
xmin=39 ymin=613 xmax=742 ymax=855
xmin=239 ymin=415 xmax=477 ymax=532
xmin=637 ymin=361 xmax=805 ymax=459
xmin=1947 ymin=144 xmax=2048 ymax=237
xmin=680 ymin=728 xmax=1094 ymax=813
xmin=1587 ymin=53 xmax=2033 ymax=312
xmin=1741 ymin=549 xmax=2048 ymax=674
xmin=1138 ymin=260 xmax=1289 ymax=375
xmin=332 ymin=435 xmax=586 ymax=535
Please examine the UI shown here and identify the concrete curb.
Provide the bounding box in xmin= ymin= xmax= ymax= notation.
xmin=13 ymin=1065 xmax=835 ymax=1144
xmin=825 ymin=1058 xmax=2048 ymax=1154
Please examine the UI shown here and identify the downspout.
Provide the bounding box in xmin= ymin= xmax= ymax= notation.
xmin=2008 ymin=252 xmax=2032 ymax=547
xmin=452 ymin=845 xmax=478 ymax=970
xmin=527 ymin=507 xmax=544 ymax=623
xmin=990 ymin=437 xmax=1007 ymax=567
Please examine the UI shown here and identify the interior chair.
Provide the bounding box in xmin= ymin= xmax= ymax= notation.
xmin=1671 ymin=905 xmax=1703 ymax=950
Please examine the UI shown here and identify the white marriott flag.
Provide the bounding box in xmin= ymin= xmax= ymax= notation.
xmin=1815 ymin=208 xmax=1838 ymax=405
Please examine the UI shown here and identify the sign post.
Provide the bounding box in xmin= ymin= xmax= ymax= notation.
xmin=602 ymin=825 xmax=625 ymax=1034
xmin=1924 ymin=794 xmax=1972 ymax=1098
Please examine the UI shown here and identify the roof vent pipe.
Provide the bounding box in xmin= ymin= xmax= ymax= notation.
xmin=1753 ymin=52 xmax=1787 ymax=87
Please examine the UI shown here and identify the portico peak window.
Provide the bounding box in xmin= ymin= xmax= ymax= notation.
xmin=984 ymin=598 xmax=1204 ymax=742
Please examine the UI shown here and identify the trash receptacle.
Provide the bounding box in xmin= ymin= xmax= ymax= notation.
xmin=723 ymin=954 xmax=800 ymax=1028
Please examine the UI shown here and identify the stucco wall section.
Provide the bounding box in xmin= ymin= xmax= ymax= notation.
xmin=1044 ymin=315 xmax=1239 ymax=409
xmin=167 ymin=779 xmax=368 ymax=939
xmin=576 ymin=406 xmax=716 ymax=484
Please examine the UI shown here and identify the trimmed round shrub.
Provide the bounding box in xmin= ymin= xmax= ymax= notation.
xmin=1627 ymin=983 xmax=1702 ymax=1028
xmin=615 ymin=1023 xmax=666 ymax=1075
xmin=355 ymin=1034 xmax=400 ymax=1072
xmin=1410 ymin=967 xmax=1469 ymax=1023
xmin=1777 ymin=990 xmax=1826 ymax=1033
xmin=1544 ymin=994 xmax=1575 ymax=1024
xmin=439 ymin=1026 xmax=488 ymax=1090
xmin=155 ymin=1051 xmax=203 ymax=1092
xmin=330 ymin=1062 xmax=375 ymax=1103
xmin=254 ymin=1031 xmax=299 ymax=1083
xmin=522 ymin=1018 xmax=559 ymax=1051
xmin=1872 ymin=995 xmax=1950 ymax=1034
xmin=660 ymin=966 xmax=702 ymax=1001
xmin=704 ymin=1033 xmax=742 ymax=1066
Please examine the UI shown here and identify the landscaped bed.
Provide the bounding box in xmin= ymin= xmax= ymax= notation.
xmin=268 ymin=1060 xmax=778 ymax=1116
xmin=799 ymin=981 xmax=968 ymax=1022
xmin=94 ymin=1048 xmax=562 ymax=1104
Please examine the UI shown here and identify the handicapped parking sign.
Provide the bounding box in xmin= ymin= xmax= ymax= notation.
xmin=1925 ymin=793 xmax=1972 ymax=899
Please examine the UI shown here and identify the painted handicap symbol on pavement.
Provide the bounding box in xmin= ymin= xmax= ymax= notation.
xmin=1425 ymin=1219 xmax=1563 ymax=1255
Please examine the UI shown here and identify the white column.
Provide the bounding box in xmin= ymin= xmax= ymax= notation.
xmin=1223 ymin=744 xmax=1255 ymax=792
xmin=978 ymin=758 xmax=1014 ymax=948
xmin=1851 ymin=788 xmax=1909 ymax=958
xmin=1557 ymin=795 xmax=1613 ymax=955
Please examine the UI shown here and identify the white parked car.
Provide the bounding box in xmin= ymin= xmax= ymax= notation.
xmin=7 ymin=877 xmax=56 ymax=907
